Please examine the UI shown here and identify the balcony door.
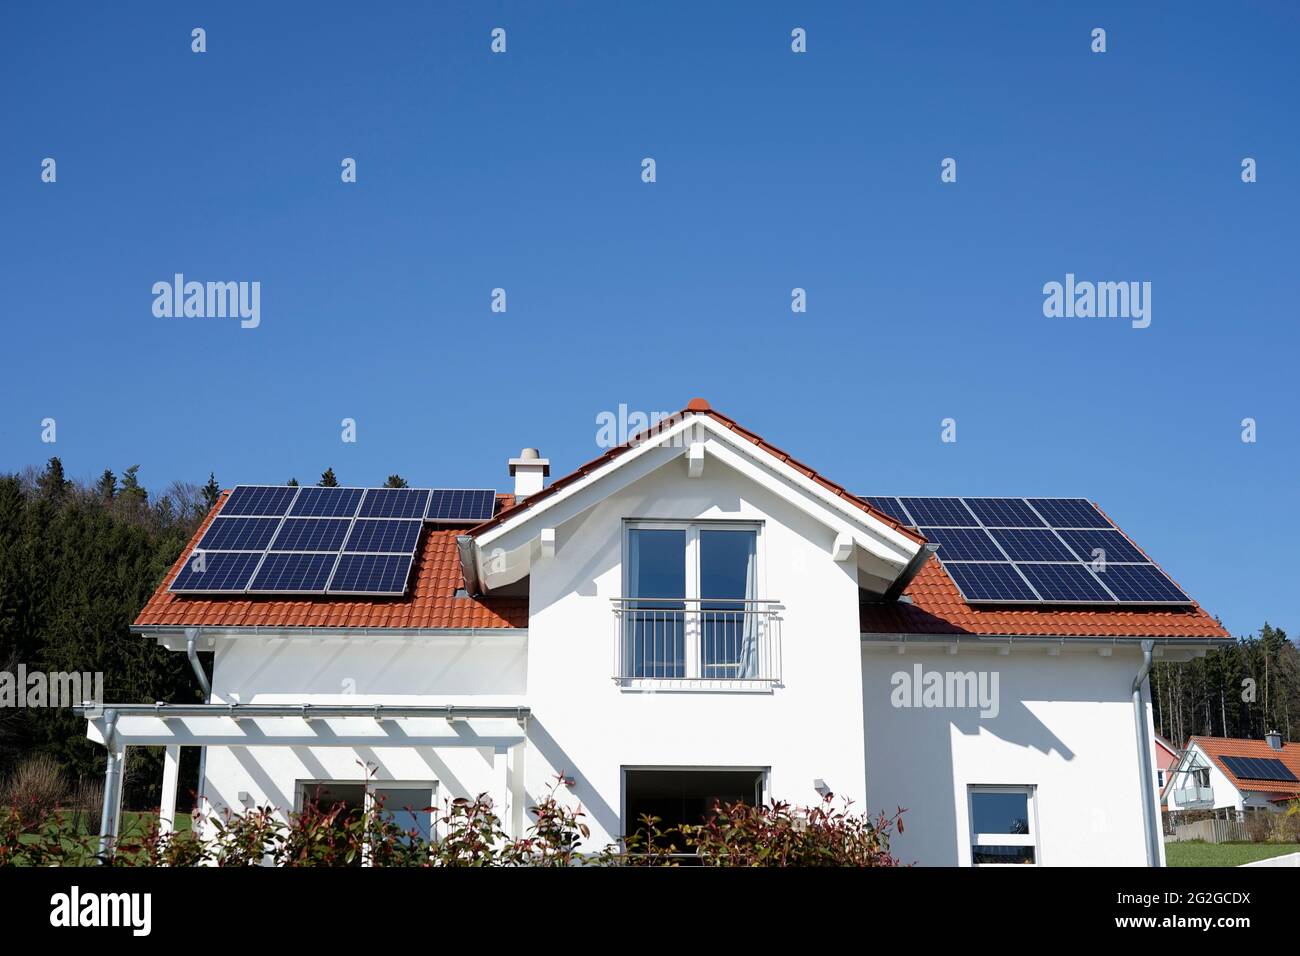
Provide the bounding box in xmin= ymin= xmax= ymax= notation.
xmin=626 ymin=522 xmax=758 ymax=680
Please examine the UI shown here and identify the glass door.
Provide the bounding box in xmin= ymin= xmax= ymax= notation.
xmin=627 ymin=527 xmax=686 ymax=678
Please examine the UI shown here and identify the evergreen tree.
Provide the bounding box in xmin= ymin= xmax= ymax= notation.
xmin=95 ymin=469 xmax=117 ymax=500
xmin=119 ymin=465 xmax=148 ymax=507
xmin=384 ymin=474 xmax=409 ymax=488
xmin=36 ymin=457 xmax=69 ymax=500
xmin=201 ymin=472 xmax=221 ymax=510
xmin=318 ymin=468 xmax=338 ymax=487
xmin=286 ymin=478 xmax=299 ymax=487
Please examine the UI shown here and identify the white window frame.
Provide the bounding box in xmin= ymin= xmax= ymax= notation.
xmin=967 ymin=784 xmax=1039 ymax=867
xmin=622 ymin=519 xmax=765 ymax=684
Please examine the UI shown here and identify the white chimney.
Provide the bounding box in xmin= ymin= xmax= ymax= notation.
xmin=1265 ymin=730 xmax=1283 ymax=751
xmin=508 ymin=448 xmax=550 ymax=501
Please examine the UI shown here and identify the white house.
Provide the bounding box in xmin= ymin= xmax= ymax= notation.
xmin=1163 ymin=733 xmax=1300 ymax=816
xmin=83 ymin=399 xmax=1230 ymax=866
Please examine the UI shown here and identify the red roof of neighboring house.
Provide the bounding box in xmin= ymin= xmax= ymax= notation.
xmin=858 ymin=557 xmax=1227 ymax=639
xmin=134 ymin=492 xmax=526 ymax=631
xmin=468 ymin=398 xmax=926 ymax=545
xmin=1190 ymin=736 xmax=1300 ymax=799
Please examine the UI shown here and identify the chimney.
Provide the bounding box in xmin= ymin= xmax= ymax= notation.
xmin=1265 ymin=730 xmax=1283 ymax=751
xmin=508 ymin=448 xmax=550 ymax=501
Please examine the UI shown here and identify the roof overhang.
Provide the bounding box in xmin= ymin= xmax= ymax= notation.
xmin=862 ymin=632 xmax=1233 ymax=660
xmin=460 ymin=411 xmax=925 ymax=594
xmin=131 ymin=624 xmax=526 ymax=651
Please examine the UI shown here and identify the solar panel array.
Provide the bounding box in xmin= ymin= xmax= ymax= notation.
xmin=170 ymin=485 xmax=498 ymax=596
xmin=1219 ymin=755 xmax=1298 ymax=783
xmin=864 ymin=496 xmax=1193 ymax=607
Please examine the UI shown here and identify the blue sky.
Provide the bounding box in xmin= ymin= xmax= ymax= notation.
xmin=1 ymin=2 xmax=1296 ymax=638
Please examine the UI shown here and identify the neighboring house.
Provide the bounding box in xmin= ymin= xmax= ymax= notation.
xmin=1154 ymin=734 xmax=1180 ymax=797
xmin=1164 ymin=733 xmax=1300 ymax=815
xmin=81 ymin=399 xmax=1231 ymax=866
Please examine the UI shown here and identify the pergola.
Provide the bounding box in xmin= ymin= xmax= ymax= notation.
xmin=77 ymin=702 xmax=531 ymax=859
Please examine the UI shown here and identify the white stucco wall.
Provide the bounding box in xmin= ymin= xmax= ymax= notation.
xmin=862 ymin=644 xmax=1161 ymax=866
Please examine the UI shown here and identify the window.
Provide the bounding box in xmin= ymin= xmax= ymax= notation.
xmin=1157 ymin=769 xmax=1165 ymax=787
xmin=624 ymin=768 xmax=766 ymax=853
xmin=297 ymin=780 xmax=438 ymax=848
xmin=968 ymin=786 xmax=1037 ymax=865
xmin=624 ymin=522 xmax=764 ymax=681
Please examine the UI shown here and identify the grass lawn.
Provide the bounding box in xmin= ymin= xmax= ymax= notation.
xmin=1165 ymin=841 xmax=1300 ymax=867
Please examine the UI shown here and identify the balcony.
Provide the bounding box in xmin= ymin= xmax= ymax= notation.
xmin=1172 ymin=785 xmax=1214 ymax=810
xmin=611 ymin=598 xmax=783 ymax=688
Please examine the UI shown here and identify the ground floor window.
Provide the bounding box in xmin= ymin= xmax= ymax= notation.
xmin=297 ymin=780 xmax=437 ymax=844
xmin=968 ymin=785 xmax=1038 ymax=866
xmin=623 ymin=768 xmax=765 ymax=850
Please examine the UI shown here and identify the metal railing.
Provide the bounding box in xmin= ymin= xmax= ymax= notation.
xmin=1172 ymin=785 xmax=1214 ymax=809
xmin=611 ymin=598 xmax=783 ymax=683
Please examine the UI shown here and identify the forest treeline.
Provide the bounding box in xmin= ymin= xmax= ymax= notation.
xmin=0 ymin=457 xmax=1296 ymax=807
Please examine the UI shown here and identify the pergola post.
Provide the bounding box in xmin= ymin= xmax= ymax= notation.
xmin=507 ymin=741 xmax=527 ymax=837
xmin=159 ymin=745 xmax=181 ymax=838
xmin=494 ymin=746 xmax=511 ymax=835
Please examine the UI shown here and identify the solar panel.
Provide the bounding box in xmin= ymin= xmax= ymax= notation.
xmin=248 ymin=552 xmax=338 ymax=593
xmin=944 ymin=563 xmax=1038 ymax=602
xmin=426 ymin=489 xmax=498 ymax=522
xmin=920 ymin=527 xmax=1005 ymax=561
xmin=328 ymin=553 xmax=413 ymax=595
xmin=270 ymin=518 xmax=352 ymax=553
xmin=1026 ymin=498 xmax=1111 ymax=529
xmin=1220 ymin=755 xmax=1297 ymax=782
xmin=988 ymin=529 xmax=1077 ymax=563
xmin=1015 ymin=563 xmax=1113 ymax=603
xmin=862 ymin=496 xmax=913 ymax=525
xmin=963 ymin=497 xmax=1045 ymax=528
xmin=220 ymin=485 xmax=299 ymax=517
xmin=170 ymin=551 xmax=263 ymax=592
xmin=197 ymin=517 xmax=282 ymax=552
xmin=1056 ymin=529 xmax=1148 ymax=565
xmin=1092 ymin=564 xmax=1191 ymax=604
xmin=359 ymin=488 xmax=432 ymax=519
xmin=900 ymin=497 xmax=977 ymax=527
xmin=289 ymin=486 xmax=365 ymax=518
xmin=344 ymin=519 xmax=422 ymax=554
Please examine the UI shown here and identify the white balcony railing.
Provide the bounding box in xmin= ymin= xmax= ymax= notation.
xmin=1172 ymin=785 xmax=1214 ymax=809
xmin=611 ymin=598 xmax=783 ymax=685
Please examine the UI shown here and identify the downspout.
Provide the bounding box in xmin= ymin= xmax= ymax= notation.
xmin=185 ymin=627 xmax=211 ymax=699
xmin=1131 ymin=639 xmax=1161 ymax=867
xmin=97 ymin=708 xmax=122 ymax=863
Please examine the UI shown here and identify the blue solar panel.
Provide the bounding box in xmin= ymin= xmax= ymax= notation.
xmin=170 ymin=551 xmax=263 ymax=592
xmin=862 ymin=496 xmax=913 ymax=525
xmin=1015 ymin=563 xmax=1112 ymax=602
xmin=197 ymin=517 xmax=282 ymax=552
xmin=1220 ymin=756 xmax=1297 ymax=782
xmin=944 ymin=563 xmax=1037 ymax=602
xmin=426 ymin=489 xmax=497 ymax=522
xmin=328 ymin=553 xmax=413 ymax=594
xmin=1092 ymin=564 xmax=1190 ymax=604
xmin=963 ymin=498 xmax=1046 ymax=528
xmin=270 ymin=518 xmax=352 ymax=552
xmin=989 ymin=529 xmax=1077 ymax=562
xmin=1027 ymin=498 xmax=1111 ymax=529
xmin=1056 ymin=529 xmax=1148 ymax=565
xmin=248 ymin=552 xmax=338 ymax=593
xmin=220 ymin=485 xmax=299 ymax=517
xmin=920 ymin=527 xmax=1004 ymax=561
xmin=359 ymin=488 xmax=432 ymax=519
xmin=344 ymin=519 xmax=422 ymax=554
xmin=900 ymin=497 xmax=977 ymax=527
xmin=289 ymin=486 xmax=365 ymax=518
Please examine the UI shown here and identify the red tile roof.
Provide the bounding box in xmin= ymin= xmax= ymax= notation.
xmin=134 ymin=492 xmax=526 ymax=630
xmin=468 ymin=398 xmax=926 ymax=545
xmin=1190 ymin=736 xmax=1300 ymax=798
xmin=859 ymin=557 xmax=1227 ymax=639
